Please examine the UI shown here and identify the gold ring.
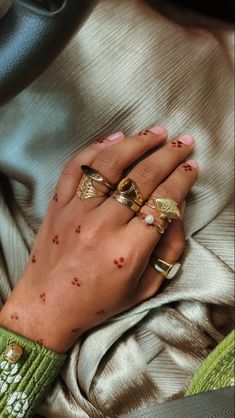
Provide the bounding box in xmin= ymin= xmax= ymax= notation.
xmin=112 ymin=177 xmax=144 ymax=212
xmin=146 ymin=197 xmax=180 ymax=222
xmin=112 ymin=195 xmax=142 ymax=212
xmin=81 ymin=165 xmax=114 ymax=191
xmin=150 ymin=257 xmax=181 ymax=280
xmin=76 ymin=165 xmax=114 ymax=201
xmin=136 ymin=212 xmax=165 ymax=234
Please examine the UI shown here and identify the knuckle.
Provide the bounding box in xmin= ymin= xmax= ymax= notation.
xmin=134 ymin=161 xmax=155 ymax=183
xmin=156 ymin=184 xmax=180 ymax=203
xmin=94 ymin=150 xmax=118 ymax=171
xmin=61 ymin=160 xmax=80 ymax=177
xmin=80 ymin=223 xmax=105 ymax=249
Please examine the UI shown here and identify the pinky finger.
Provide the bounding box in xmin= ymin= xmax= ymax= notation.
xmin=134 ymin=202 xmax=186 ymax=302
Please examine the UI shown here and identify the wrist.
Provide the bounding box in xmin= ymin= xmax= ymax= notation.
xmin=0 ymin=302 xmax=79 ymax=353
xmin=0 ymin=326 xmax=66 ymax=417
xmin=0 ymin=282 xmax=81 ymax=353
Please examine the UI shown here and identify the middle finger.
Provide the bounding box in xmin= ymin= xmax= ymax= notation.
xmin=102 ymin=134 xmax=195 ymax=224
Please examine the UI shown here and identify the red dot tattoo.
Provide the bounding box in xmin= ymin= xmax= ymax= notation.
xmin=52 ymin=235 xmax=59 ymax=244
xmin=37 ymin=339 xmax=44 ymax=345
xmin=171 ymin=140 xmax=183 ymax=148
xmin=94 ymin=137 xmax=105 ymax=144
xmin=75 ymin=225 xmax=81 ymax=234
xmin=96 ymin=309 xmax=106 ymax=315
xmin=71 ymin=328 xmax=81 ymax=333
xmin=11 ymin=312 xmax=19 ymax=320
xmin=32 ymin=255 xmax=36 ymax=263
xmin=138 ymin=129 xmax=150 ymax=136
xmin=40 ymin=292 xmax=46 ymax=302
xmin=71 ymin=278 xmax=81 ymax=287
xmin=182 ymin=163 xmax=193 ymax=172
xmin=113 ymin=257 xmax=125 ymax=268
xmin=53 ymin=193 xmax=58 ymax=202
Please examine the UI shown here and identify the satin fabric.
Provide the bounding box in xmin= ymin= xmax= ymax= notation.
xmin=0 ymin=0 xmax=234 ymax=417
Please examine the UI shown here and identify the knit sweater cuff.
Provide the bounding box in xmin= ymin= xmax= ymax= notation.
xmin=0 ymin=327 xmax=66 ymax=418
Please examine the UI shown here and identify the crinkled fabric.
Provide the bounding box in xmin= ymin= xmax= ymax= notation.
xmin=0 ymin=0 xmax=234 ymax=417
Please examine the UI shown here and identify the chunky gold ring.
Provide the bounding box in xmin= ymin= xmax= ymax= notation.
xmin=112 ymin=177 xmax=144 ymax=212
xmin=76 ymin=165 xmax=115 ymax=201
xmin=150 ymin=257 xmax=181 ymax=280
xmin=136 ymin=212 xmax=165 ymax=234
xmin=146 ymin=197 xmax=180 ymax=222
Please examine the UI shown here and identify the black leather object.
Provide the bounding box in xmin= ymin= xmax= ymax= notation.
xmin=0 ymin=0 xmax=97 ymax=106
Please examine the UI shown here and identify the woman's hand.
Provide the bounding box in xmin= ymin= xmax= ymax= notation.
xmin=0 ymin=126 xmax=198 ymax=352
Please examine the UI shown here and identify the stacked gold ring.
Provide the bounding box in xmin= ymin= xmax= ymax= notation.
xmin=136 ymin=212 xmax=165 ymax=234
xmin=112 ymin=177 xmax=144 ymax=212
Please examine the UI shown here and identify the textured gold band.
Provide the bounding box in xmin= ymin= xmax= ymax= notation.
xmin=81 ymin=165 xmax=114 ymax=190
xmin=76 ymin=174 xmax=109 ymax=200
xmin=76 ymin=165 xmax=114 ymax=200
xmin=112 ymin=193 xmax=141 ymax=212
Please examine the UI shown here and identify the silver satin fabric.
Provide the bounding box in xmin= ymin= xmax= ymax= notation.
xmin=0 ymin=1 xmax=234 ymax=417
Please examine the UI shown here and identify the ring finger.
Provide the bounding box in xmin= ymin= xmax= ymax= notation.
xmin=127 ymin=159 xmax=198 ymax=251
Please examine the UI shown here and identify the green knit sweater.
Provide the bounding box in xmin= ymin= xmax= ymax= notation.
xmin=0 ymin=327 xmax=66 ymax=418
xmin=0 ymin=327 xmax=234 ymax=417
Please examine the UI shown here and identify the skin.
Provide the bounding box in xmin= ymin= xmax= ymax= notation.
xmin=0 ymin=126 xmax=198 ymax=353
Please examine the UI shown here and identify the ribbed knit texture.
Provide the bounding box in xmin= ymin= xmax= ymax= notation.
xmin=186 ymin=331 xmax=235 ymax=396
xmin=0 ymin=327 xmax=66 ymax=417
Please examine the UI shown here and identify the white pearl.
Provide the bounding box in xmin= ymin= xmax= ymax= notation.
xmin=144 ymin=215 xmax=154 ymax=224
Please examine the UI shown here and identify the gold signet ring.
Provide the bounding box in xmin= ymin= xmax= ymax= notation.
xmin=112 ymin=177 xmax=144 ymax=212
xmin=147 ymin=197 xmax=180 ymax=221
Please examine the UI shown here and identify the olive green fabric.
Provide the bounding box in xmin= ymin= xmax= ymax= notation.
xmin=0 ymin=327 xmax=66 ymax=418
xmin=186 ymin=330 xmax=235 ymax=395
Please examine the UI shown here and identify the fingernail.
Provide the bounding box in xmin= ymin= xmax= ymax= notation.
xmin=149 ymin=125 xmax=167 ymax=135
xmin=107 ymin=131 xmax=125 ymax=141
xmin=186 ymin=159 xmax=198 ymax=168
xmin=178 ymin=134 xmax=195 ymax=145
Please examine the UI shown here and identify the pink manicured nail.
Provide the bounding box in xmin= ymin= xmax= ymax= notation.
xmin=107 ymin=131 xmax=125 ymax=141
xmin=186 ymin=159 xmax=198 ymax=168
xmin=149 ymin=125 xmax=167 ymax=135
xmin=178 ymin=135 xmax=195 ymax=145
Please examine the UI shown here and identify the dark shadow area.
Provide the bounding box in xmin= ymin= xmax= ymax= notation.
xmin=145 ymin=0 xmax=234 ymax=27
